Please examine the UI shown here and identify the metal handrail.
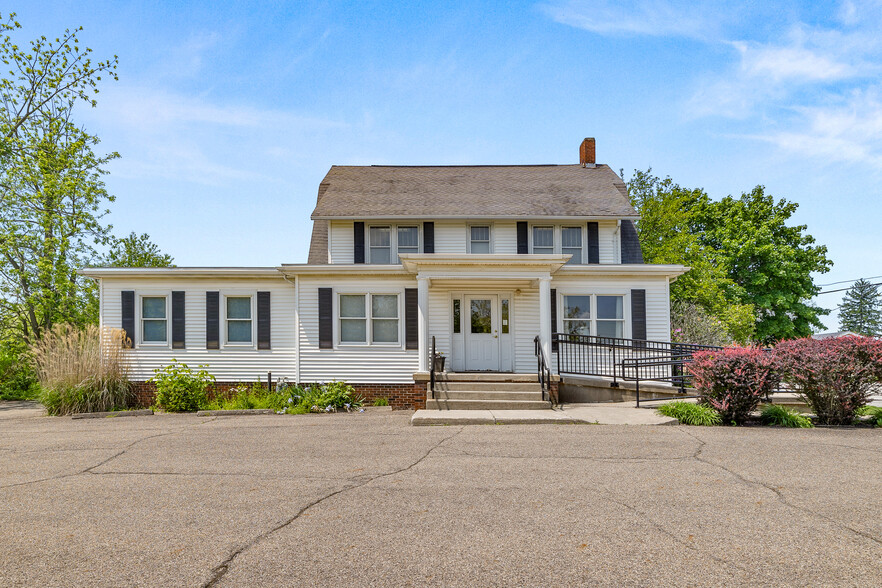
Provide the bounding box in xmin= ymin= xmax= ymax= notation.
xmin=534 ymin=335 xmax=552 ymax=403
xmin=429 ymin=336 xmax=436 ymax=400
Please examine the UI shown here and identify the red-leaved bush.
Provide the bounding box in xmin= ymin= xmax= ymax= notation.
xmin=774 ymin=336 xmax=882 ymax=425
xmin=688 ymin=346 xmax=777 ymax=425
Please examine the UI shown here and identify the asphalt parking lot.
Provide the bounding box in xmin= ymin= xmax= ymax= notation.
xmin=1 ymin=401 xmax=881 ymax=587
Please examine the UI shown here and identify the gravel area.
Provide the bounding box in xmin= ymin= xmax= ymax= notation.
xmin=1 ymin=401 xmax=880 ymax=587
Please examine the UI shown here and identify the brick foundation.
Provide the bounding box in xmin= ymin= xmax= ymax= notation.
xmin=128 ymin=380 xmax=426 ymax=411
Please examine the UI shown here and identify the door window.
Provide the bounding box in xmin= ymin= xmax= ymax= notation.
xmin=470 ymin=299 xmax=492 ymax=333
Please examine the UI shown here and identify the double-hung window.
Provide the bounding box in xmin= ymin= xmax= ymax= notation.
xmin=562 ymin=294 xmax=625 ymax=338
xmin=596 ymin=295 xmax=624 ymax=338
xmin=397 ymin=226 xmax=419 ymax=261
xmin=339 ymin=293 xmax=400 ymax=344
xmin=226 ymin=296 xmax=252 ymax=344
xmin=369 ymin=226 xmax=392 ymax=264
xmin=562 ymin=226 xmax=583 ymax=264
xmin=141 ymin=296 xmax=167 ymax=344
xmin=470 ymin=226 xmax=491 ymax=253
xmin=532 ymin=226 xmax=554 ymax=254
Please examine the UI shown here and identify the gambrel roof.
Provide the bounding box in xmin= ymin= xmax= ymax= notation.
xmin=309 ymin=164 xmax=638 ymax=219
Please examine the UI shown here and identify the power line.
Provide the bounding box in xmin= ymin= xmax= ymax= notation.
xmin=817 ymin=275 xmax=882 ymax=287
xmin=817 ymin=282 xmax=882 ymax=295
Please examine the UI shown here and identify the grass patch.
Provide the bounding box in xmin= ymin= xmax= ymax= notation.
xmin=0 ymin=383 xmax=40 ymax=401
xmin=203 ymin=384 xmax=289 ymax=411
xmin=372 ymin=397 xmax=390 ymax=407
xmin=204 ymin=381 xmax=364 ymax=414
xmin=656 ymin=401 xmax=721 ymax=426
xmin=760 ymin=404 xmax=814 ymax=428
xmin=856 ymin=406 xmax=882 ymax=427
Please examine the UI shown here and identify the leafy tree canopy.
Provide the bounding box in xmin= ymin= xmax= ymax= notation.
xmin=626 ymin=169 xmax=832 ymax=344
xmin=839 ymin=278 xmax=882 ymax=336
xmin=101 ymin=232 xmax=174 ymax=268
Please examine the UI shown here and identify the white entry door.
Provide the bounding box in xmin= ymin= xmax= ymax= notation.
xmin=465 ymin=295 xmax=499 ymax=371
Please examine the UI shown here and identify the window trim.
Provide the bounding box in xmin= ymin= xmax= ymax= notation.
xmin=223 ymin=293 xmax=256 ymax=347
xmin=561 ymin=225 xmax=585 ymax=265
xmin=468 ymin=224 xmax=492 ymax=254
xmin=336 ymin=291 xmax=403 ymax=347
xmin=531 ymin=225 xmax=555 ymax=255
xmin=529 ymin=224 xmax=586 ymax=263
xmin=367 ymin=224 xmax=422 ymax=264
xmin=139 ymin=294 xmax=169 ymax=347
xmin=559 ymin=292 xmax=628 ymax=339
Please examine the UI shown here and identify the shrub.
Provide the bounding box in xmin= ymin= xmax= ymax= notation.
xmin=0 ymin=339 xmax=39 ymax=400
xmin=31 ymin=325 xmax=131 ymax=415
xmin=285 ymin=381 xmax=364 ymax=414
xmin=688 ymin=346 xmax=777 ymax=425
xmin=656 ymin=401 xmax=721 ymax=426
xmin=203 ymin=383 xmax=289 ymax=411
xmin=151 ymin=361 xmax=215 ymax=412
xmin=856 ymin=406 xmax=882 ymax=427
xmin=774 ymin=336 xmax=882 ymax=425
xmin=760 ymin=404 xmax=813 ymax=428
xmin=373 ymin=397 xmax=390 ymax=407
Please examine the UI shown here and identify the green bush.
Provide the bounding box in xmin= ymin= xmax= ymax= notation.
xmin=151 ymin=361 xmax=215 ymax=412
xmin=372 ymin=397 xmax=390 ymax=407
xmin=656 ymin=401 xmax=722 ymax=426
xmin=760 ymin=404 xmax=813 ymax=428
xmin=856 ymin=406 xmax=882 ymax=427
xmin=32 ymin=325 xmax=131 ymax=415
xmin=0 ymin=339 xmax=39 ymax=400
xmin=285 ymin=381 xmax=363 ymax=414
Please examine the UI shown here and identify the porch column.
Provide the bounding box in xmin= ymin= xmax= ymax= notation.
xmin=538 ymin=276 xmax=552 ymax=360
xmin=417 ymin=276 xmax=429 ymax=372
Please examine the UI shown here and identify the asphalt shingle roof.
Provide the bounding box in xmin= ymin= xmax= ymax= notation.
xmin=309 ymin=164 xmax=637 ymax=219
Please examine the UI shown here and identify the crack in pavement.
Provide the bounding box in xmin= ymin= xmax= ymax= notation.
xmin=201 ymin=426 xmax=465 ymax=588
xmin=444 ymin=446 xmax=695 ymax=462
xmin=0 ymin=418 xmax=218 ymax=491
xmin=675 ymin=427 xmax=882 ymax=547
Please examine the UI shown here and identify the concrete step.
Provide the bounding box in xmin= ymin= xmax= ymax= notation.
xmin=431 ymin=390 xmax=544 ymax=401
xmin=432 ymin=381 xmax=542 ymax=392
xmin=434 ymin=373 xmax=540 ymax=383
xmin=425 ymin=399 xmax=552 ymax=410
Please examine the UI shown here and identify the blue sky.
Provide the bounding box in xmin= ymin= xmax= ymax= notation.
xmin=18 ymin=0 xmax=882 ymax=330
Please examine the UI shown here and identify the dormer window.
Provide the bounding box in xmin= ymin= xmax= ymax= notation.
xmin=469 ymin=226 xmax=491 ymax=253
xmin=368 ymin=224 xmax=421 ymax=264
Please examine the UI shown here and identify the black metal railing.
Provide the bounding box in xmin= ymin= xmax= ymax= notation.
xmin=429 ymin=336 xmax=436 ymax=400
xmin=554 ymin=332 xmax=721 ymax=385
xmin=620 ymin=354 xmax=703 ymax=406
xmin=534 ymin=335 xmax=552 ymax=402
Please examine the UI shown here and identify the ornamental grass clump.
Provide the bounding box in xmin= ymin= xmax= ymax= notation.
xmin=760 ymin=404 xmax=813 ymax=428
xmin=32 ymin=325 xmax=131 ymax=415
xmin=688 ymin=346 xmax=777 ymax=425
xmin=656 ymin=401 xmax=721 ymax=426
xmin=774 ymin=336 xmax=882 ymax=425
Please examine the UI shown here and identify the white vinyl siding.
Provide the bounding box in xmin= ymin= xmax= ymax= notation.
xmin=100 ymin=277 xmax=297 ymax=382
xmin=599 ymin=220 xmax=619 ymax=264
xmin=328 ymin=221 xmax=354 ymax=264
xmin=434 ymin=222 xmax=467 ymax=254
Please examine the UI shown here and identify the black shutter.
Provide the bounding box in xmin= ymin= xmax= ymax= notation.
xmin=257 ymin=291 xmax=271 ymax=350
xmin=121 ymin=291 xmax=135 ymax=348
xmin=587 ymin=222 xmax=600 ymax=264
xmin=318 ymin=287 xmax=333 ymax=349
xmin=550 ymin=288 xmax=558 ymax=352
xmin=631 ymin=289 xmax=647 ymax=341
xmin=620 ymin=220 xmax=644 ymax=264
xmin=353 ymin=222 xmax=365 ymax=264
xmin=206 ymin=291 xmax=219 ymax=349
xmin=404 ymin=288 xmax=418 ymax=350
xmin=517 ymin=221 xmax=528 ymax=254
xmin=423 ymin=222 xmax=434 ymax=254
xmin=172 ymin=291 xmax=185 ymax=349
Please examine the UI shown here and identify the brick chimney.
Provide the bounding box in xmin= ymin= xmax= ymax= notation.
xmin=579 ymin=137 xmax=595 ymax=166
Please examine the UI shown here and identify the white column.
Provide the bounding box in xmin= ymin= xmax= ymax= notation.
xmin=417 ymin=276 xmax=430 ymax=372
xmin=538 ymin=277 xmax=552 ymax=360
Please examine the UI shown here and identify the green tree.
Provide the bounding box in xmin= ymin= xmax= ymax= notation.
xmin=0 ymin=15 xmax=118 ymax=341
xmin=695 ymin=187 xmax=832 ymax=343
xmin=626 ymin=169 xmax=755 ymax=342
xmin=101 ymin=232 xmax=174 ymax=268
xmin=839 ymin=278 xmax=882 ymax=336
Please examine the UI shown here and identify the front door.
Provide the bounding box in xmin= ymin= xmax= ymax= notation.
xmin=465 ymin=295 xmax=499 ymax=371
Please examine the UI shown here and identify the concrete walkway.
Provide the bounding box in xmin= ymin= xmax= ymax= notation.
xmin=411 ymin=401 xmax=678 ymax=426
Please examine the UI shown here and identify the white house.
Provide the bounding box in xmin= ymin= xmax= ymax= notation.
xmin=81 ymin=139 xmax=687 ymax=409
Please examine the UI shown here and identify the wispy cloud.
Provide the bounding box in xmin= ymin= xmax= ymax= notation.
xmin=539 ymin=0 xmax=723 ymax=40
